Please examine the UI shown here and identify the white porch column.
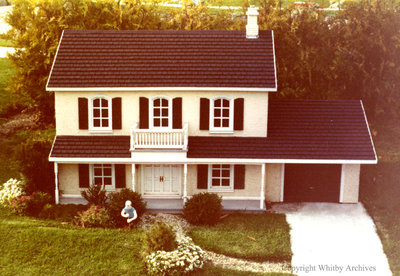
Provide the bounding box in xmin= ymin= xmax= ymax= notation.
xmin=260 ymin=163 xmax=265 ymax=209
xmin=183 ymin=163 xmax=188 ymax=203
xmin=54 ymin=163 xmax=59 ymax=204
xmin=132 ymin=164 xmax=136 ymax=192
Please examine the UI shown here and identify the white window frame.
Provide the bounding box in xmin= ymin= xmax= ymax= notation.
xmin=89 ymin=95 xmax=112 ymax=133
xmin=150 ymin=95 xmax=172 ymax=129
xmin=208 ymin=164 xmax=234 ymax=192
xmin=89 ymin=164 xmax=116 ymax=191
xmin=209 ymin=96 xmax=234 ymax=133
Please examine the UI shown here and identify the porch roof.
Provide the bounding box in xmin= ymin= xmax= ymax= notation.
xmin=49 ymin=100 xmax=376 ymax=162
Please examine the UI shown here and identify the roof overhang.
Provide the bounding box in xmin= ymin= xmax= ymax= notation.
xmin=49 ymin=156 xmax=377 ymax=164
xmin=46 ymin=86 xmax=277 ymax=92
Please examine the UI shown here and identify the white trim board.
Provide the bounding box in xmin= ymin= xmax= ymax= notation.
xmin=46 ymin=30 xmax=64 ymax=89
xmin=49 ymin=156 xmax=377 ymax=164
xmin=360 ymin=100 xmax=378 ymax=162
xmin=46 ymin=87 xmax=278 ymax=92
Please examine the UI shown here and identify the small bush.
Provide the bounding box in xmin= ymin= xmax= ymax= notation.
xmin=144 ymin=236 xmax=205 ymax=276
xmin=0 ymin=178 xmax=25 ymax=207
xmin=81 ymin=183 xmax=107 ymax=207
xmin=74 ymin=205 xmax=110 ymax=228
xmin=142 ymin=221 xmax=178 ymax=257
xmin=107 ymin=189 xmax=147 ymax=227
xmin=10 ymin=191 xmax=52 ymax=216
xmin=38 ymin=204 xmax=88 ymax=221
xmin=183 ymin=193 xmax=222 ymax=225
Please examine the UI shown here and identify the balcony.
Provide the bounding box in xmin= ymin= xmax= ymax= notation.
xmin=130 ymin=122 xmax=188 ymax=151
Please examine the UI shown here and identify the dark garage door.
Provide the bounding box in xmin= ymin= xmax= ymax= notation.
xmin=284 ymin=164 xmax=341 ymax=202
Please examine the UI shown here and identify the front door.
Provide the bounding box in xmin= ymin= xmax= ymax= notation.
xmin=142 ymin=165 xmax=181 ymax=196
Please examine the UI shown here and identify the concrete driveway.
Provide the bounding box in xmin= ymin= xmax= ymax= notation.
xmin=275 ymin=203 xmax=392 ymax=276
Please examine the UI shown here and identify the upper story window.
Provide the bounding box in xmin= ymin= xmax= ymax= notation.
xmin=151 ymin=96 xmax=171 ymax=128
xmin=210 ymin=97 xmax=234 ymax=132
xmin=89 ymin=96 xmax=112 ymax=132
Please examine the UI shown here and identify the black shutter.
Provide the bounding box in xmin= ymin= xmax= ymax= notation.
xmin=139 ymin=97 xmax=149 ymax=129
xmin=78 ymin=98 xmax=88 ymax=130
xmin=234 ymin=98 xmax=244 ymax=131
xmin=112 ymin=97 xmax=122 ymax=130
xmin=172 ymin=97 xmax=182 ymax=129
xmin=197 ymin=165 xmax=208 ymax=189
xmin=115 ymin=164 xmax=126 ymax=189
xmin=78 ymin=164 xmax=90 ymax=188
xmin=234 ymin=165 xmax=245 ymax=189
xmin=199 ymin=98 xmax=210 ymax=130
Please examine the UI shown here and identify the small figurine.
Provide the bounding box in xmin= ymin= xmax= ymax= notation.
xmin=121 ymin=200 xmax=137 ymax=225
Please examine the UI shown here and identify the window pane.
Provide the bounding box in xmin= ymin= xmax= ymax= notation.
xmin=212 ymin=178 xmax=220 ymax=186
xmin=154 ymin=118 xmax=160 ymax=127
xmin=162 ymin=118 xmax=168 ymax=127
xmin=94 ymin=177 xmax=102 ymax=185
xmin=162 ymin=108 xmax=168 ymax=116
xmin=222 ymin=99 xmax=229 ymax=108
xmin=223 ymin=109 xmax=229 ymax=118
xmin=212 ymin=165 xmax=220 ymax=169
xmin=222 ymin=165 xmax=230 ymax=169
xmin=94 ymin=119 xmax=100 ymax=127
xmin=222 ymin=119 xmax=229 ymax=127
xmin=214 ymin=99 xmax=221 ymax=107
xmin=212 ymin=169 xmax=220 ymax=177
xmin=102 ymin=109 xmax=108 ymax=117
xmin=101 ymin=99 xmax=108 ymax=107
xmin=214 ymin=109 xmax=221 ymax=117
xmin=214 ymin=119 xmax=220 ymax=127
xmin=154 ymin=108 xmax=160 ymax=116
xmin=93 ymin=99 xmax=100 ymax=107
xmin=104 ymin=177 xmax=112 ymax=185
xmin=93 ymin=109 xmax=100 ymax=117
xmin=104 ymin=168 xmax=112 ymax=176
xmin=162 ymin=99 xmax=168 ymax=106
xmin=154 ymin=99 xmax=160 ymax=107
xmin=94 ymin=168 xmax=102 ymax=176
xmin=102 ymin=119 xmax=109 ymax=127
xmin=222 ymin=169 xmax=230 ymax=177
xmin=222 ymin=179 xmax=230 ymax=186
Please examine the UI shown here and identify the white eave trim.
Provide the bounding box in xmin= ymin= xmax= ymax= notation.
xmin=360 ymin=100 xmax=378 ymax=163
xmin=45 ymin=86 xmax=278 ymax=92
xmin=271 ymin=30 xmax=278 ymax=92
xmin=49 ymin=156 xmax=377 ymax=164
xmin=45 ymin=30 xmax=64 ymax=90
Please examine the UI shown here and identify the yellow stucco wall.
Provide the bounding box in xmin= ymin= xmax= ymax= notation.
xmin=341 ymin=164 xmax=360 ymax=203
xmin=265 ymin=163 xmax=283 ymax=202
xmin=54 ymin=91 xmax=269 ymax=137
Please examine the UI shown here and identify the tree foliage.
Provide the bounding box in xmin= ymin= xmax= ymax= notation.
xmin=5 ymin=0 xmax=400 ymax=126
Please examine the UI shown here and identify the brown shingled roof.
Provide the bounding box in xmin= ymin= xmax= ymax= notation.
xmin=49 ymin=100 xmax=376 ymax=162
xmin=46 ymin=29 xmax=276 ymax=89
xmin=187 ymin=100 xmax=376 ymax=161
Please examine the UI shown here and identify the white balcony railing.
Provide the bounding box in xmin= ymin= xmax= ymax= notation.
xmin=130 ymin=122 xmax=188 ymax=150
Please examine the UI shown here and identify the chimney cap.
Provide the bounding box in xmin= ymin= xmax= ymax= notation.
xmin=246 ymin=6 xmax=259 ymax=16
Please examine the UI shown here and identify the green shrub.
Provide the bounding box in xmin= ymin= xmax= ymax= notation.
xmin=81 ymin=183 xmax=107 ymax=207
xmin=74 ymin=205 xmax=110 ymax=228
xmin=0 ymin=178 xmax=25 ymax=207
xmin=107 ymin=189 xmax=147 ymax=227
xmin=144 ymin=236 xmax=205 ymax=276
xmin=38 ymin=204 xmax=88 ymax=221
xmin=16 ymin=136 xmax=54 ymax=195
xmin=142 ymin=221 xmax=177 ymax=257
xmin=183 ymin=193 xmax=222 ymax=226
xmin=10 ymin=191 xmax=52 ymax=216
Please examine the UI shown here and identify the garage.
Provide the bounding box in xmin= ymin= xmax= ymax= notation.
xmin=284 ymin=164 xmax=342 ymax=202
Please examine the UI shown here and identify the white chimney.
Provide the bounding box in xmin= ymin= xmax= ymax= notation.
xmin=246 ymin=6 xmax=259 ymax=39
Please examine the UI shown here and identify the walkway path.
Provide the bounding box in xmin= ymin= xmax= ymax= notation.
xmin=274 ymin=203 xmax=392 ymax=276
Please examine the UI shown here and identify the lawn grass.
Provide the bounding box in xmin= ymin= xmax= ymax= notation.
xmin=189 ymin=213 xmax=292 ymax=262
xmin=0 ymin=57 xmax=16 ymax=111
xmin=0 ymin=208 xmax=294 ymax=275
xmin=0 ymin=38 xmax=14 ymax=47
